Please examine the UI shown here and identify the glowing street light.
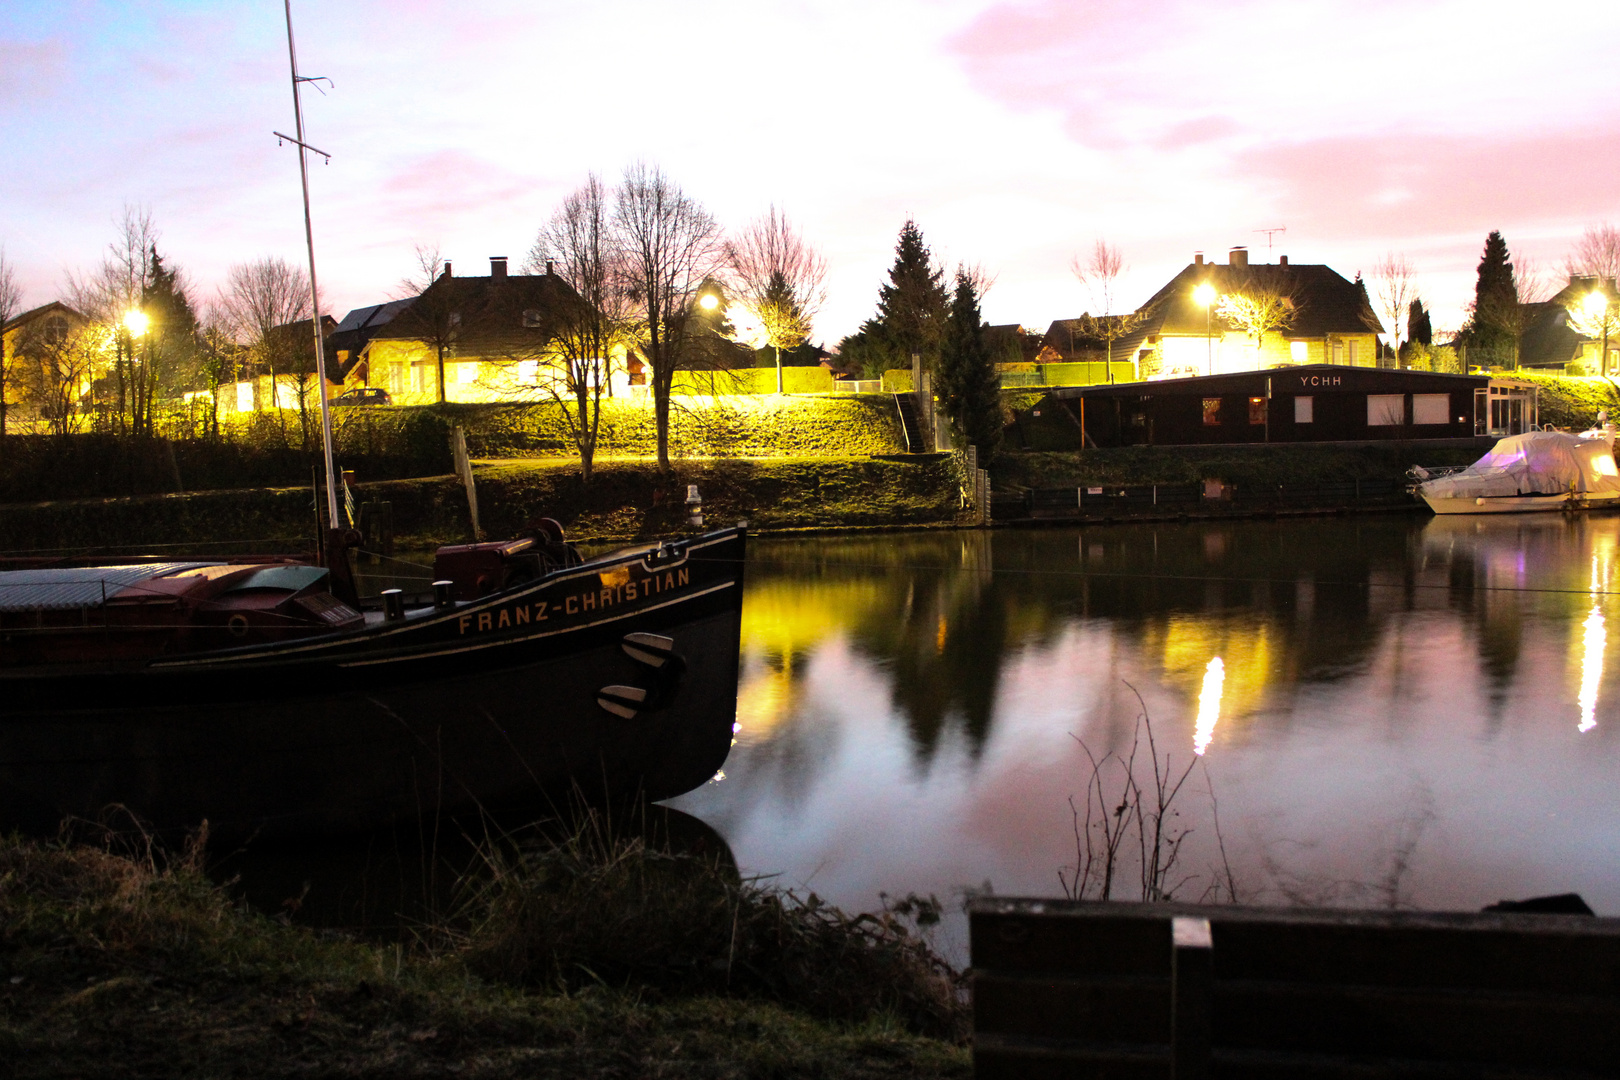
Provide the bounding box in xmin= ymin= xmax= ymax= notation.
xmin=1193 ymin=282 xmax=1217 ymax=375
xmin=698 ymin=292 xmax=720 ymax=311
xmin=123 ymin=309 xmax=149 ymax=338
xmin=1584 ymin=290 xmax=1612 ymax=376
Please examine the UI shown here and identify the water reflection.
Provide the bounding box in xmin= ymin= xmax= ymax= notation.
xmin=674 ymin=514 xmax=1620 ymax=942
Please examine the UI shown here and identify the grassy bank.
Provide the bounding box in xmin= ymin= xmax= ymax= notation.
xmin=991 ymin=444 xmax=1480 ymax=493
xmin=0 ymin=823 xmax=968 ymax=1079
xmin=0 ymin=457 xmax=967 ymax=554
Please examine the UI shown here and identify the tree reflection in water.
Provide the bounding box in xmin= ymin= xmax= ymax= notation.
xmin=687 ymin=514 xmax=1620 ymax=931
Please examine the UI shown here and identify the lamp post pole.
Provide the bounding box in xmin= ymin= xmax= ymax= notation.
xmin=1205 ymin=304 xmax=1212 ymax=376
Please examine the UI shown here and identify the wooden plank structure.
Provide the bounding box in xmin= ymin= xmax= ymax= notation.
xmin=970 ymin=899 xmax=1620 ymax=1079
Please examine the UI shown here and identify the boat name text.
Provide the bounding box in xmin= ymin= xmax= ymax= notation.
xmin=456 ymin=567 xmax=691 ymax=635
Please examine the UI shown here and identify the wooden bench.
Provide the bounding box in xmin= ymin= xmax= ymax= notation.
xmin=969 ymin=899 xmax=1620 ymax=1079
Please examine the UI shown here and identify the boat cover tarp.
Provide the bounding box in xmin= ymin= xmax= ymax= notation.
xmin=0 ymin=563 xmax=212 ymax=612
xmin=1419 ymin=432 xmax=1620 ymax=501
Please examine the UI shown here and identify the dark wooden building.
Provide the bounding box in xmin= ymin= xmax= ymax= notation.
xmin=1051 ymin=365 xmax=1539 ymax=447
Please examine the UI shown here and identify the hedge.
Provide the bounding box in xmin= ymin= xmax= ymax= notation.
xmin=1501 ymin=372 xmax=1620 ymax=430
xmin=0 ymin=457 xmax=967 ymax=553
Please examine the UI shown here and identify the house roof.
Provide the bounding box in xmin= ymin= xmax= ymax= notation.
xmin=367 ymin=268 xmax=586 ymax=355
xmin=1135 ymin=262 xmax=1386 ymax=339
xmin=1519 ymin=276 xmax=1620 ymax=368
xmin=2 ymin=301 xmax=85 ymax=336
xmin=328 ymin=298 xmax=414 ymax=377
xmin=1040 ymin=315 xmax=1155 ymax=362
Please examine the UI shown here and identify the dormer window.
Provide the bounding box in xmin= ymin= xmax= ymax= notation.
xmin=449 ymin=312 xmax=462 ymax=328
xmin=44 ymin=316 xmax=68 ymax=345
xmin=522 ymin=309 xmax=542 ymax=329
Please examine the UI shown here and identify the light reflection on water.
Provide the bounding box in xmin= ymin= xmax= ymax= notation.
xmin=670 ymin=514 xmax=1620 ymax=954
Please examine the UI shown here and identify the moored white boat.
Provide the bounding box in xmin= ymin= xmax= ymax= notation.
xmin=1413 ymin=428 xmax=1620 ymax=515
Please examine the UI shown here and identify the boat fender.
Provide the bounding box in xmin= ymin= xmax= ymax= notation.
xmin=622 ymin=632 xmax=675 ymax=669
xmin=597 ymin=685 xmax=647 ymax=720
xmin=227 ymin=614 xmax=251 ymax=638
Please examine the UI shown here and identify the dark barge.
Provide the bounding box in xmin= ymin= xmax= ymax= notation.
xmin=0 ymin=527 xmax=746 ymax=839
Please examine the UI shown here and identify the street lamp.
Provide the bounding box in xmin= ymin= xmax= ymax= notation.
xmin=123 ymin=309 xmax=149 ymax=338
xmin=1584 ymin=290 xmax=1611 ymax=376
xmin=1193 ymin=282 xmax=1217 ymax=376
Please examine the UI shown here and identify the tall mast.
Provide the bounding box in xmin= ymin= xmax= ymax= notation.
xmin=280 ymin=0 xmax=340 ymax=530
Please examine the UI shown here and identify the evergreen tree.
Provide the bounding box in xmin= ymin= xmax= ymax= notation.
xmin=1407 ymin=298 xmax=1432 ymax=346
xmin=936 ymin=270 xmax=1002 ymax=458
xmin=872 ymin=220 xmax=949 ymax=369
xmin=134 ymin=246 xmax=198 ymax=436
xmin=1466 ymin=230 xmax=1517 ymax=361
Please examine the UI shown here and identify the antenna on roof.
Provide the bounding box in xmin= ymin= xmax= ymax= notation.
xmin=1255 ymin=226 xmax=1286 ymax=257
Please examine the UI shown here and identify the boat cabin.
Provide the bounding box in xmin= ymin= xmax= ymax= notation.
xmin=0 ymin=560 xmax=363 ymax=664
xmin=1052 ymin=366 xmax=1539 ymax=448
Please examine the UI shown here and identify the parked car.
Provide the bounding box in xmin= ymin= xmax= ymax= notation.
xmin=332 ymin=387 xmax=391 ymax=407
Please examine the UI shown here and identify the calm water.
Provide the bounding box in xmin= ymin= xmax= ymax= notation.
xmin=669 ymin=515 xmax=1620 ymax=953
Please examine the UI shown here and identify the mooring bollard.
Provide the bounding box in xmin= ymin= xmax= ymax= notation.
xmin=382 ymin=588 xmax=405 ymax=621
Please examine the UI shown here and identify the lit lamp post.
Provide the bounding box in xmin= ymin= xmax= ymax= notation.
xmin=118 ymin=308 xmax=149 ymax=432
xmin=1584 ymin=289 xmax=1612 ymax=377
xmin=1193 ymin=282 xmax=1217 ymax=376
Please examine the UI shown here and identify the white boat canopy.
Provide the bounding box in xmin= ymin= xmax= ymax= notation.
xmin=1419 ymin=431 xmax=1620 ymax=501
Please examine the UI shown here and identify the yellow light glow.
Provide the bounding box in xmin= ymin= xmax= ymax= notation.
xmin=1584 ymin=290 xmax=1609 ymax=317
xmin=699 ymin=293 xmax=720 ymax=310
xmin=1579 ymin=604 xmax=1604 ymax=733
xmin=1193 ymin=282 xmax=1217 ymax=308
xmin=1193 ymin=656 xmax=1225 ymax=755
xmin=123 ymin=309 xmax=149 ymax=337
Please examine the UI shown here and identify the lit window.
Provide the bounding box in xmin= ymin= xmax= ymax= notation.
xmin=457 ymin=362 xmax=477 ymax=384
xmin=1203 ymin=397 xmax=1221 ymax=426
xmin=1248 ymin=397 xmax=1266 ymax=424
xmin=1412 ymin=394 xmax=1449 ymax=425
xmin=1367 ymin=394 xmax=1404 ymax=426
xmin=1290 ymin=340 xmax=1308 ymax=362
xmin=517 ymin=360 xmax=539 ymax=382
xmin=1295 ymin=395 xmax=1313 ymax=423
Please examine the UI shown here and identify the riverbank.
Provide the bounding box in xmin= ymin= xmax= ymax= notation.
xmin=0 ymin=456 xmax=968 ymax=555
xmin=0 ymin=826 xmax=969 ymax=1079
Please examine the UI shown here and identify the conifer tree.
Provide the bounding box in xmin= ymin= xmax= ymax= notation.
xmin=1467 ymin=231 xmax=1517 ymax=362
xmin=936 ymin=270 xmax=1002 ymax=458
xmin=1407 ymin=298 xmax=1432 ymax=346
xmin=872 ymin=220 xmax=949 ymax=369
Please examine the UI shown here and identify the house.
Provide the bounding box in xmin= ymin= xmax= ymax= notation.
xmin=1518 ymin=275 xmax=1620 ymax=372
xmin=216 ymin=314 xmax=338 ymax=417
xmin=1046 ymin=248 xmax=1385 ymax=382
xmin=361 ymin=257 xmax=601 ymax=405
xmin=327 ymin=298 xmax=415 ymax=387
xmin=1051 ymin=365 xmax=1538 ymax=448
xmin=1 ymin=301 xmax=91 ymax=430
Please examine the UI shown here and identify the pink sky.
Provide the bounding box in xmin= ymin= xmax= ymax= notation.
xmin=3 ymin=0 xmax=1618 ymax=342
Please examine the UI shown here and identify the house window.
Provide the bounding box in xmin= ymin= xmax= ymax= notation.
xmin=457 ymin=361 xmax=478 ymax=384
xmin=1290 ymin=340 xmax=1308 ymax=362
xmin=1412 ymin=394 xmax=1449 ymax=425
xmin=1346 ymin=340 xmax=1359 ymax=366
xmin=517 ymin=360 xmax=539 ymax=382
xmin=1368 ymin=394 xmax=1404 ymax=426
xmin=236 ymin=381 xmax=254 ymax=414
xmin=1203 ymin=397 xmax=1221 ymax=426
xmin=1331 ymin=340 xmax=1344 ymax=365
xmin=1295 ymin=395 xmax=1313 ymax=423
xmin=44 ymin=315 xmax=69 ymax=345
xmin=1248 ymin=396 xmax=1266 ymax=424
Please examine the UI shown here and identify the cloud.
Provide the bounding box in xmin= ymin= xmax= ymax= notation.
xmin=0 ymin=39 xmax=66 ymax=102
xmin=1240 ymin=128 xmax=1620 ymax=241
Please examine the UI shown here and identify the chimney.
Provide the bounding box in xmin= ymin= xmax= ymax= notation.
xmin=1194 ymin=251 xmax=1204 ymax=266
xmin=490 ymin=256 xmax=508 ymax=279
xmin=441 ymin=260 xmax=452 ymax=278
xmin=545 ymin=260 xmax=555 ymax=276
xmin=1278 ymin=255 xmax=1288 ymax=266
xmin=1229 ymin=246 xmax=1248 ymax=268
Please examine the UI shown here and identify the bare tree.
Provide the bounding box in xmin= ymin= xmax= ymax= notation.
xmin=1372 ymin=253 xmax=1417 ymax=363
xmin=218 ymin=257 xmax=317 ymax=443
xmin=0 ymin=247 xmax=23 ymax=439
xmin=524 ymin=173 xmax=633 ymax=482
xmin=1215 ymin=274 xmax=1298 ymax=351
xmin=393 ymin=243 xmax=457 ymax=404
xmin=727 ymin=206 xmax=827 ymax=393
xmin=1070 ymin=239 xmax=1126 ymax=316
xmin=1566 ymin=223 xmax=1620 ymax=284
xmin=21 ymin=322 xmax=101 ymax=437
xmin=64 ymin=206 xmax=162 ymax=434
xmin=613 ymin=163 xmax=726 ymax=470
